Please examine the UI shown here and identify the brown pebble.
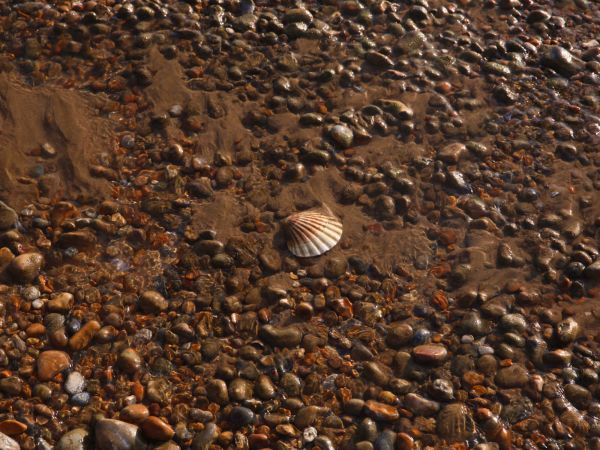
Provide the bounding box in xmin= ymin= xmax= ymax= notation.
xmin=37 ymin=350 xmax=71 ymax=381
xmin=364 ymin=400 xmax=399 ymax=421
xmin=69 ymin=320 xmax=101 ymax=351
xmin=0 ymin=419 xmax=27 ymax=435
xmin=120 ymin=404 xmax=150 ymax=424
xmin=412 ymin=344 xmax=448 ymax=365
xmin=141 ymin=416 xmax=175 ymax=441
xmin=25 ymin=323 xmax=46 ymax=337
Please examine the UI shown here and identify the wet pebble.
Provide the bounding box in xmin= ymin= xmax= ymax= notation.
xmin=37 ymin=350 xmax=71 ymax=381
xmin=95 ymin=419 xmax=146 ymax=450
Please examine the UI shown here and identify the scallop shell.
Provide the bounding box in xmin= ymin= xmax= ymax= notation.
xmin=282 ymin=207 xmax=343 ymax=258
xmin=437 ymin=403 xmax=475 ymax=442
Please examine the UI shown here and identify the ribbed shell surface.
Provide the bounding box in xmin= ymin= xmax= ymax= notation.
xmin=283 ymin=209 xmax=343 ymax=257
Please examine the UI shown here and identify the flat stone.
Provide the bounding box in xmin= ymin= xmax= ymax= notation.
xmin=56 ymin=428 xmax=90 ymax=450
xmin=140 ymin=416 xmax=174 ymax=441
xmin=404 ymin=393 xmax=440 ymax=416
xmin=364 ymin=400 xmax=399 ymax=421
xmin=37 ymin=350 xmax=71 ymax=381
xmin=412 ymin=344 xmax=448 ymax=365
xmin=95 ymin=419 xmax=147 ymax=450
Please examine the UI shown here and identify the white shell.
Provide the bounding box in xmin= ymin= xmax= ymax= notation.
xmin=282 ymin=208 xmax=343 ymax=258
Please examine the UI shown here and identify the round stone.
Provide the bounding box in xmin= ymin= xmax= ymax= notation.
xmin=64 ymin=371 xmax=85 ymax=395
xmin=9 ymin=252 xmax=44 ymax=283
xmin=329 ymin=124 xmax=354 ymax=148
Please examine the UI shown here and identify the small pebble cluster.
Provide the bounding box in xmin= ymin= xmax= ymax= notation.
xmin=0 ymin=0 xmax=599 ymax=450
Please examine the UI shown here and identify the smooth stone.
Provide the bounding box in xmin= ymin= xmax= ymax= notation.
xmin=64 ymin=371 xmax=85 ymax=395
xmin=0 ymin=420 xmax=26 ymax=436
xmin=141 ymin=416 xmax=174 ymax=441
xmin=365 ymin=51 xmax=395 ymax=68
xmin=438 ymin=143 xmax=467 ymax=164
xmin=259 ymin=324 xmax=303 ymax=348
xmin=191 ymin=423 xmax=218 ymax=450
xmin=0 ymin=201 xmax=18 ymax=230
xmin=56 ymin=428 xmax=90 ymax=450
xmin=541 ymin=45 xmax=584 ymax=77
xmin=228 ymin=378 xmax=253 ymax=401
xmin=255 ymin=374 xmax=276 ymax=400
xmin=47 ymin=292 xmax=74 ymax=312
xmin=412 ymin=344 xmax=448 ymax=365
xmin=120 ymin=404 xmax=150 ymax=424
xmin=71 ymin=392 xmax=90 ymax=406
xmin=0 ymin=432 xmax=19 ymax=450
xmin=294 ymin=406 xmax=318 ymax=428
xmin=500 ymin=314 xmax=527 ymax=333
xmin=364 ymin=400 xmax=399 ymax=421
xmin=37 ymin=350 xmax=71 ymax=381
xmin=378 ymin=99 xmax=414 ymax=120
xmin=404 ymin=393 xmax=440 ymax=416
xmin=118 ymin=348 xmax=143 ymax=374
xmin=139 ymin=290 xmax=168 ymax=313
xmin=230 ymin=406 xmax=255 ymax=428
xmin=374 ymin=430 xmax=397 ymax=450
xmin=329 ymin=124 xmax=354 ymax=148
xmin=146 ymin=378 xmax=171 ymax=405
xmin=9 ymin=253 xmax=44 ymax=283
xmin=386 ymin=323 xmax=413 ymax=348
xmin=69 ymin=320 xmax=101 ymax=351
xmin=95 ymin=419 xmax=147 ymax=450
xmin=584 ymin=260 xmax=600 ymax=280
xmin=324 ymin=257 xmax=348 ymax=278
xmin=495 ymin=364 xmax=529 ymax=388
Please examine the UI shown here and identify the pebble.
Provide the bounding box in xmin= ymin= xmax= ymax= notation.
xmin=9 ymin=252 xmax=44 ymax=283
xmin=141 ymin=416 xmax=174 ymax=441
xmin=412 ymin=344 xmax=448 ymax=364
xmin=0 ymin=201 xmax=17 ymax=230
xmin=404 ymin=393 xmax=441 ymax=416
xmin=329 ymin=124 xmax=354 ymax=148
xmin=56 ymin=428 xmax=89 ymax=450
xmin=0 ymin=420 xmax=27 ymax=436
xmin=64 ymin=371 xmax=85 ymax=395
xmin=364 ymin=400 xmax=399 ymax=421
xmin=37 ymin=350 xmax=71 ymax=381
xmin=118 ymin=348 xmax=143 ymax=374
xmin=259 ymin=324 xmax=303 ymax=348
xmin=0 ymin=432 xmax=19 ymax=450
xmin=120 ymin=404 xmax=150 ymax=424
xmin=95 ymin=419 xmax=146 ymax=450
xmin=139 ymin=290 xmax=169 ymax=313
xmin=495 ymin=364 xmax=529 ymax=388
xmin=68 ymin=320 xmax=101 ymax=351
